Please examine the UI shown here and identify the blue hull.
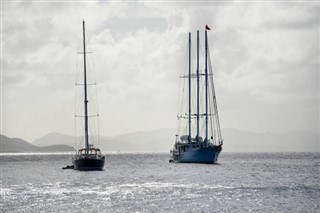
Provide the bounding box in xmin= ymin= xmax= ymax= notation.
xmin=171 ymin=144 xmax=222 ymax=164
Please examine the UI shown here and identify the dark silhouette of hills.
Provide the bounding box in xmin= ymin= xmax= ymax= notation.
xmin=30 ymin=128 xmax=319 ymax=152
xmin=32 ymin=132 xmax=136 ymax=152
xmin=0 ymin=134 xmax=75 ymax=153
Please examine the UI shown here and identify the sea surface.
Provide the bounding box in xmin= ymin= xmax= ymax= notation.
xmin=0 ymin=152 xmax=319 ymax=212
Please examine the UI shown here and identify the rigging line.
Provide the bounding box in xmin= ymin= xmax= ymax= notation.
xmin=93 ymin=64 xmax=100 ymax=122
xmin=74 ymin=31 xmax=90 ymax=133
xmin=76 ymin=123 xmax=83 ymax=150
xmin=181 ymin=43 xmax=189 ymax=106
xmin=75 ymin=40 xmax=81 ymax=118
xmin=87 ymin=102 xmax=99 ymax=147
xmin=208 ymin=47 xmax=222 ymax=143
xmin=89 ymin=125 xmax=96 ymax=146
xmin=83 ymin=31 xmax=99 ymax=115
xmin=208 ymin=54 xmax=216 ymax=142
xmin=177 ymin=116 xmax=181 ymax=137
xmin=200 ymin=118 xmax=206 ymax=137
xmin=87 ymin=86 xmax=94 ymax=114
xmin=74 ymin=88 xmax=83 ymax=114
xmin=188 ymin=33 xmax=192 ymax=142
xmin=178 ymin=39 xmax=190 ymax=129
xmin=97 ymin=115 xmax=100 ymax=147
xmin=84 ymin=66 xmax=98 ymax=116
xmin=75 ymin=92 xmax=84 ymax=116
xmin=208 ymin=86 xmax=213 ymax=142
xmin=183 ymin=124 xmax=188 ymax=136
xmin=206 ymin=68 xmax=215 ymax=143
xmin=74 ymin=35 xmax=82 ymax=153
xmin=75 ymin=115 xmax=99 ymax=118
xmin=178 ymin=82 xmax=185 ymax=125
xmin=177 ymin=43 xmax=188 ymax=126
xmin=74 ymin=115 xmax=77 ymax=154
xmin=75 ymin=83 xmax=97 ymax=85
xmin=210 ymin=90 xmax=216 ymax=144
xmin=179 ymin=79 xmax=187 ymax=127
xmin=75 ymin=24 xmax=84 ymax=84
xmin=77 ymin=52 xmax=93 ymax=54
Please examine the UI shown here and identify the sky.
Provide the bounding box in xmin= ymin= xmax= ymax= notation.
xmin=1 ymin=1 xmax=319 ymax=142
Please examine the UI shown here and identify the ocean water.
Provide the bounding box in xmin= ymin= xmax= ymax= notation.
xmin=0 ymin=152 xmax=319 ymax=212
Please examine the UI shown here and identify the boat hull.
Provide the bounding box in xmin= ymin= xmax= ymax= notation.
xmin=73 ymin=156 xmax=105 ymax=171
xmin=171 ymin=144 xmax=222 ymax=164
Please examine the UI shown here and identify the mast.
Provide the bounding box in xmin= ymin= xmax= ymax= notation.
xmin=205 ymin=29 xmax=208 ymax=147
xmin=196 ymin=30 xmax=200 ymax=144
xmin=82 ymin=20 xmax=89 ymax=154
xmin=188 ymin=32 xmax=192 ymax=143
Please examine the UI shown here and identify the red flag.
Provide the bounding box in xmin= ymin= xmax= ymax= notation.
xmin=205 ymin=25 xmax=211 ymax=30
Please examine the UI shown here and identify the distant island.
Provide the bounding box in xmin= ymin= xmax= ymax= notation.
xmin=1 ymin=128 xmax=319 ymax=153
xmin=0 ymin=134 xmax=75 ymax=153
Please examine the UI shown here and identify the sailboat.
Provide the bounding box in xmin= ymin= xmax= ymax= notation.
xmin=170 ymin=26 xmax=223 ymax=164
xmin=72 ymin=20 xmax=105 ymax=171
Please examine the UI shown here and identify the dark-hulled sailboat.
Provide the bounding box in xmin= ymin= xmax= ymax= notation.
xmin=72 ymin=20 xmax=105 ymax=171
xmin=170 ymin=26 xmax=223 ymax=164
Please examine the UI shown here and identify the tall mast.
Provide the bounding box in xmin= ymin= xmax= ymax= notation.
xmin=82 ymin=20 xmax=89 ymax=154
xmin=205 ymin=29 xmax=208 ymax=147
xmin=188 ymin=32 xmax=192 ymax=143
xmin=196 ymin=30 xmax=200 ymax=144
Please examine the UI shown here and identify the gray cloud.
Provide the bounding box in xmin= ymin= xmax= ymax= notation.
xmin=2 ymin=2 xmax=319 ymax=141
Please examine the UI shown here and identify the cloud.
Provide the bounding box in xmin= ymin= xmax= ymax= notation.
xmin=2 ymin=2 xmax=319 ymax=141
xmin=211 ymin=2 xmax=319 ymax=102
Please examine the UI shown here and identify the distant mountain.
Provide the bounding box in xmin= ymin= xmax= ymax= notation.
xmin=32 ymin=133 xmax=137 ymax=152
xmin=1 ymin=134 xmax=37 ymax=152
xmin=31 ymin=132 xmax=172 ymax=152
xmin=32 ymin=132 xmax=75 ymax=147
xmin=112 ymin=128 xmax=176 ymax=151
xmin=0 ymin=134 xmax=75 ymax=153
xmin=114 ymin=128 xmax=176 ymax=145
xmin=113 ymin=128 xmax=319 ymax=152
xmin=30 ymin=129 xmax=319 ymax=152
xmin=222 ymin=129 xmax=319 ymax=152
